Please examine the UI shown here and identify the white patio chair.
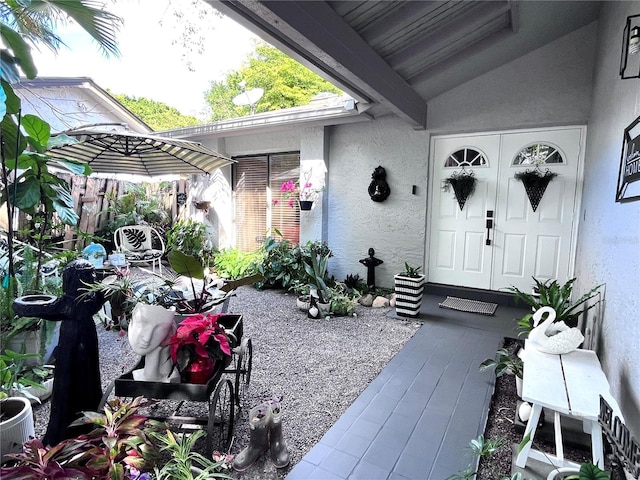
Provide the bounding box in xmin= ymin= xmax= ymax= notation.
xmin=114 ymin=225 xmax=165 ymax=274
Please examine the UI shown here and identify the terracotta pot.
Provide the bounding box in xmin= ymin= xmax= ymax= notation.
xmin=185 ymin=357 xmax=216 ymax=384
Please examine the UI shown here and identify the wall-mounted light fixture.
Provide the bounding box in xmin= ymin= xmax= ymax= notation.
xmin=620 ymin=14 xmax=640 ymax=79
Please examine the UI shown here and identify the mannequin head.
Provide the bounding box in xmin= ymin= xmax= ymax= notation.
xmin=128 ymin=304 xmax=176 ymax=355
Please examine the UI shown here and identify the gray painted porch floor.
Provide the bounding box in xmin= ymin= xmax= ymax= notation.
xmin=286 ymin=294 xmax=527 ymax=480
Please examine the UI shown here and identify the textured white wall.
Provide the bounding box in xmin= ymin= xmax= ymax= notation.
xmin=427 ymin=22 xmax=597 ymax=134
xmin=574 ymin=1 xmax=640 ymax=438
xmin=326 ymin=116 xmax=430 ymax=287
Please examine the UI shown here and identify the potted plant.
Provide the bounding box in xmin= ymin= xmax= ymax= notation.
xmin=479 ymin=347 xmax=524 ymax=396
xmin=303 ymin=251 xmax=331 ymax=314
xmin=328 ymin=282 xmax=358 ymax=317
xmin=276 ymin=170 xmax=324 ymax=210
xmin=0 ymin=396 xmax=163 ymax=479
xmin=506 ymin=277 xmax=603 ymax=334
xmin=394 ymin=262 xmax=425 ymax=317
xmin=514 ymin=168 xmax=558 ymax=211
xmin=165 ymin=313 xmax=232 ymax=384
xmin=442 ymin=169 xmax=477 ymax=210
xmin=151 ymin=429 xmax=234 ymax=479
xmin=0 ymin=349 xmax=44 ymax=463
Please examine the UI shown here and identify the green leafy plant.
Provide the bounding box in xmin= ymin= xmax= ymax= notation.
xmin=212 ymin=247 xmax=261 ymax=280
xmin=151 ymin=429 xmax=233 ymax=479
xmin=328 ymin=282 xmax=358 ymax=317
xmin=479 ymin=347 xmax=524 ymax=378
xmin=1 ymin=397 xmax=163 ymax=480
xmin=68 ymin=396 xmax=163 ymax=478
xmin=166 ymin=219 xmax=209 ymax=265
xmin=446 ymin=434 xmax=513 ymax=480
xmin=1 ymin=81 xmax=91 ymax=288
xmin=0 ymin=349 xmax=43 ymax=401
xmin=304 ymin=251 xmax=331 ymax=304
xmin=506 ymin=277 xmax=603 ymax=333
xmin=399 ymin=262 xmax=423 ymax=278
xmin=253 ymin=231 xmax=302 ymax=290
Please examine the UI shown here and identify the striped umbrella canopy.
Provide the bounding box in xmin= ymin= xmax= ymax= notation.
xmin=47 ymin=129 xmax=234 ymax=177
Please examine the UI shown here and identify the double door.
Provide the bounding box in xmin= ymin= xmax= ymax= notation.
xmin=428 ymin=127 xmax=584 ymax=292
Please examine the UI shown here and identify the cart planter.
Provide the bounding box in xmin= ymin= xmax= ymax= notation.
xmin=101 ymin=314 xmax=251 ymax=456
xmin=394 ymin=274 xmax=425 ymax=317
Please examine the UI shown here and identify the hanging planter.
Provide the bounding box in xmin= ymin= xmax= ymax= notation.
xmin=514 ymin=168 xmax=558 ymax=212
xmin=442 ymin=170 xmax=477 ymax=210
xmin=299 ymin=200 xmax=313 ymax=211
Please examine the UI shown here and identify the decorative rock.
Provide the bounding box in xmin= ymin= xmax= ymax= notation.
xmin=372 ymin=296 xmax=390 ymax=308
xmin=389 ymin=293 xmax=396 ymax=307
xmin=358 ymin=294 xmax=374 ymax=307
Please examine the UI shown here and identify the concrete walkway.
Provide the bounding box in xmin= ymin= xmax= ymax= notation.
xmin=286 ymin=294 xmax=526 ymax=480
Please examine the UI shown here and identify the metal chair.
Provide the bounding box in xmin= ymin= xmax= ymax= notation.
xmin=114 ymin=225 xmax=165 ymax=273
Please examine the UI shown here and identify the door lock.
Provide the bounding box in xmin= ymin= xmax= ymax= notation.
xmin=485 ymin=211 xmax=494 ymax=246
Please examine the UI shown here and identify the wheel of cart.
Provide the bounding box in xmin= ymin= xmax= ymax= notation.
xmin=207 ymin=377 xmax=234 ymax=454
xmin=233 ymin=337 xmax=252 ymax=407
xmin=219 ymin=314 xmax=252 ymax=410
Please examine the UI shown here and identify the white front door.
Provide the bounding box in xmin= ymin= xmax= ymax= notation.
xmin=428 ymin=127 xmax=584 ymax=292
xmin=428 ymin=134 xmax=500 ymax=288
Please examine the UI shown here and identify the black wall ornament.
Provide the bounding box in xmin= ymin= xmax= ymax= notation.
xmin=514 ymin=167 xmax=558 ymax=212
xmin=368 ymin=166 xmax=391 ymax=202
xmin=442 ymin=169 xmax=476 ymax=210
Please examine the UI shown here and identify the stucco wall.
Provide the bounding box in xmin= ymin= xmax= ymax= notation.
xmin=326 ymin=116 xmax=430 ymax=287
xmin=427 ymin=22 xmax=597 ymax=134
xmin=574 ymin=1 xmax=640 ymax=438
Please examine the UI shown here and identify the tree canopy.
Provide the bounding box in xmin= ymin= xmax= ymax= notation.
xmin=205 ymin=42 xmax=342 ymax=121
xmin=111 ymin=93 xmax=201 ymax=131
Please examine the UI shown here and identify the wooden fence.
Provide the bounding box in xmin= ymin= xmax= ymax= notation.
xmin=15 ymin=176 xmax=189 ymax=252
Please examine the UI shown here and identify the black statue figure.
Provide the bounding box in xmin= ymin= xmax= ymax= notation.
xmin=13 ymin=260 xmax=105 ymax=446
xmin=368 ymin=166 xmax=391 ymax=202
xmin=359 ymin=248 xmax=383 ymax=288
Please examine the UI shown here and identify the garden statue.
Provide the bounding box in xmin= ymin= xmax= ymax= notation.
xmin=13 ymin=260 xmax=105 ymax=446
xmin=359 ymin=247 xmax=383 ymax=288
xmin=128 ymin=304 xmax=180 ymax=383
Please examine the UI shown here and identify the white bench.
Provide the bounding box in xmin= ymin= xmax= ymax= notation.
xmin=516 ymin=341 xmax=623 ymax=469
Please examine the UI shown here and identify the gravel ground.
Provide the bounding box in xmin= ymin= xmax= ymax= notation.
xmin=33 ymin=285 xmax=421 ymax=479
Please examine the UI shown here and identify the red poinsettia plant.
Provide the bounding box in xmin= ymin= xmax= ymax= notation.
xmin=165 ymin=313 xmax=231 ymax=374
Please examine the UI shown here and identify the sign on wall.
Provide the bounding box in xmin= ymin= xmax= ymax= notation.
xmin=616 ymin=115 xmax=640 ymax=202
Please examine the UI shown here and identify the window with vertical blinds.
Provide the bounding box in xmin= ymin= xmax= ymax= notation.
xmin=233 ymin=152 xmax=300 ymax=252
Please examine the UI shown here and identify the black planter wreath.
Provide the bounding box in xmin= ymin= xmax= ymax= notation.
xmin=514 ymin=168 xmax=558 ymax=212
xmin=443 ymin=170 xmax=477 ymax=210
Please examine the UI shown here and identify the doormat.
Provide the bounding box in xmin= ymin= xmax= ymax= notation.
xmin=438 ymin=297 xmax=498 ymax=316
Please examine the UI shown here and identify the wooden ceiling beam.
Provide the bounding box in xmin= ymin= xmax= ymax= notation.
xmin=213 ymin=0 xmax=427 ymax=129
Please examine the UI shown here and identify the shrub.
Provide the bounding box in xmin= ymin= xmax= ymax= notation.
xmin=166 ymin=219 xmax=211 ymax=265
xmin=213 ymin=247 xmax=262 ymax=280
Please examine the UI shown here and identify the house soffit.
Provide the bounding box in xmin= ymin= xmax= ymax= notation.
xmin=209 ymin=0 xmax=601 ymax=130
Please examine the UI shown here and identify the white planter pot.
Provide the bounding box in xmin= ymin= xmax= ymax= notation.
xmin=0 ymin=397 xmax=36 ymax=462
xmin=394 ymin=274 xmax=425 ymax=317
xmin=516 ymin=375 xmax=523 ymax=397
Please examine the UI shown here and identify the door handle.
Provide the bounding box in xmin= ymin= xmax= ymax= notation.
xmin=485 ymin=215 xmax=494 ymax=246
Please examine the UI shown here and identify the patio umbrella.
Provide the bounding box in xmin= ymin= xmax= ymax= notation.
xmin=46 ymin=129 xmax=234 ymax=177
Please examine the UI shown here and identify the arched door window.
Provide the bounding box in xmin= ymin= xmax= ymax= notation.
xmin=444 ymin=147 xmax=488 ymax=168
xmin=513 ymin=143 xmax=565 ymax=166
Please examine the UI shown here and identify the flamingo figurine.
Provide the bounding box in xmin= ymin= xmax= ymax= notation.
xmin=528 ymin=306 xmax=584 ymax=354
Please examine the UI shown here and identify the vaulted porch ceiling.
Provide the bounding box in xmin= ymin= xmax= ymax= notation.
xmin=208 ymin=1 xmax=601 ymax=130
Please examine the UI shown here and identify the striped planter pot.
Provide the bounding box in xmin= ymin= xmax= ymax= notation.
xmin=394 ymin=274 xmax=425 ymax=317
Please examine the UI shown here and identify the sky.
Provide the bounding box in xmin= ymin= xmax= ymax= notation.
xmin=31 ymin=0 xmax=260 ymax=119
